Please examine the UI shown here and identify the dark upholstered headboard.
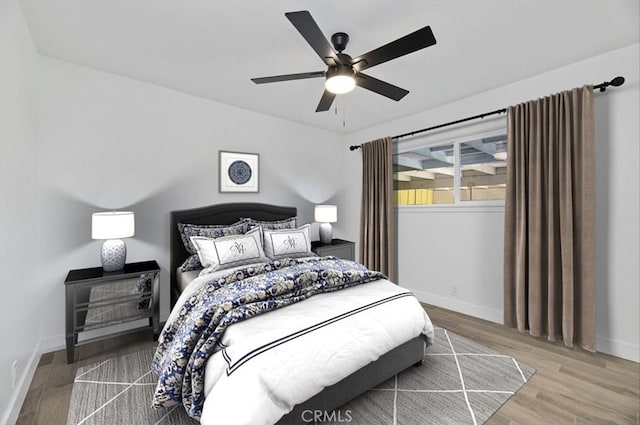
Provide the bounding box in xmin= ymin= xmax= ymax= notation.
xmin=169 ymin=203 xmax=297 ymax=306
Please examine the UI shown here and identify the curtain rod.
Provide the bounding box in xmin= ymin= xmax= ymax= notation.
xmin=349 ymin=76 xmax=625 ymax=151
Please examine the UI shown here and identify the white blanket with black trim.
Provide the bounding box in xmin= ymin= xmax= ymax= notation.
xmin=192 ymin=275 xmax=434 ymax=425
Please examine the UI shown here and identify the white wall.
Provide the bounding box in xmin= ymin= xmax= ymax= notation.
xmin=1 ymin=3 xmax=637 ymax=421
xmin=1 ymin=9 xmax=354 ymax=420
xmin=344 ymin=43 xmax=640 ymax=362
xmin=34 ymin=55 xmax=353 ymax=348
xmin=0 ymin=1 xmax=42 ymax=424
xmin=396 ymin=205 xmax=506 ymax=322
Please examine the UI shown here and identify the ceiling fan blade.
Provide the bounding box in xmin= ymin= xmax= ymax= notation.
xmin=355 ymin=73 xmax=409 ymax=101
xmin=251 ymin=71 xmax=325 ymax=84
xmin=352 ymin=26 xmax=436 ymax=72
xmin=285 ymin=11 xmax=341 ymax=66
xmin=316 ymin=89 xmax=336 ymax=112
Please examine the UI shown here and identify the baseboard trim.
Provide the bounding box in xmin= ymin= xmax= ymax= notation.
xmin=4 ymin=324 xmax=159 ymax=424
xmin=408 ymin=287 xmax=640 ymax=363
xmin=1 ymin=340 xmax=41 ymax=425
xmin=408 ymin=288 xmax=503 ymax=324
xmin=596 ymin=335 xmax=640 ymax=363
xmin=40 ymin=333 xmax=66 ymax=354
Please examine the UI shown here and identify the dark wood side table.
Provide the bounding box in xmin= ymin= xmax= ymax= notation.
xmin=64 ymin=260 xmax=160 ymax=363
xmin=311 ymin=239 xmax=355 ymax=261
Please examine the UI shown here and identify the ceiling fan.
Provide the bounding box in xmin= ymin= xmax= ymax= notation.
xmin=251 ymin=10 xmax=437 ymax=112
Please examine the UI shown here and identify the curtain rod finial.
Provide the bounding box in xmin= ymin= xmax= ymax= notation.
xmin=611 ymin=76 xmax=625 ymax=87
xmin=599 ymin=76 xmax=625 ymax=92
xmin=349 ymin=145 xmax=361 ymax=151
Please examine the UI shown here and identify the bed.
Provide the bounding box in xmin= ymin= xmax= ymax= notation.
xmin=158 ymin=202 xmax=433 ymax=424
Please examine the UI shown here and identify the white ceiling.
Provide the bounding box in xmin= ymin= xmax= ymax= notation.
xmin=19 ymin=0 xmax=639 ymax=133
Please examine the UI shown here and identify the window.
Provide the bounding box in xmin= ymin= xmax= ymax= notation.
xmin=394 ymin=134 xmax=507 ymax=206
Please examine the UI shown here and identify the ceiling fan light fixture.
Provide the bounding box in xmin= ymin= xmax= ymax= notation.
xmin=325 ymin=66 xmax=356 ymax=94
xmin=326 ymin=76 xmax=356 ymax=94
xmin=251 ymin=11 xmax=437 ymax=111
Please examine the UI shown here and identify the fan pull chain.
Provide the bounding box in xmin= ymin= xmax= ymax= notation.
xmin=342 ymin=96 xmax=346 ymax=127
xmin=333 ymin=96 xmax=347 ymax=127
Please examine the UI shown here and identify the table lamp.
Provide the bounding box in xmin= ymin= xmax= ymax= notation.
xmin=315 ymin=205 xmax=337 ymax=244
xmin=92 ymin=211 xmax=135 ymax=272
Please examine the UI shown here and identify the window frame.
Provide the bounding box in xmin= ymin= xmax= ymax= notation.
xmin=394 ymin=125 xmax=507 ymax=209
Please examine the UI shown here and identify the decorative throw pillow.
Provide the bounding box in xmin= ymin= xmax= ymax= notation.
xmin=179 ymin=255 xmax=203 ymax=272
xmin=190 ymin=227 xmax=268 ymax=275
xmin=178 ymin=220 xmax=250 ymax=255
xmin=244 ymin=217 xmax=297 ymax=231
xmin=262 ymin=224 xmax=313 ymax=260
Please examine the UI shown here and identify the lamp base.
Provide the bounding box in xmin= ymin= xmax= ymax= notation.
xmin=101 ymin=239 xmax=127 ymax=272
xmin=319 ymin=223 xmax=333 ymax=244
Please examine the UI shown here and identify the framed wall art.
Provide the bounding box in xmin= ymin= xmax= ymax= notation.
xmin=219 ymin=151 xmax=259 ymax=193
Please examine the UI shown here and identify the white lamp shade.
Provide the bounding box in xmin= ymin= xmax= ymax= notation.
xmin=314 ymin=205 xmax=337 ymax=223
xmin=92 ymin=211 xmax=135 ymax=240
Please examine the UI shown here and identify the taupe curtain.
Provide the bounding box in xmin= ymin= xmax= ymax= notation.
xmin=504 ymin=85 xmax=596 ymax=351
xmin=360 ymin=137 xmax=395 ymax=280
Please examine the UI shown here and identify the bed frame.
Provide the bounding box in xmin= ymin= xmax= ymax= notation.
xmin=169 ymin=202 xmax=425 ymax=425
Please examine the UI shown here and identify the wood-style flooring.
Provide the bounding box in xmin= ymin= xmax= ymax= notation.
xmin=16 ymin=330 xmax=157 ymax=425
xmin=425 ymin=304 xmax=639 ymax=425
xmin=16 ymin=305 xmax=640 ymax=425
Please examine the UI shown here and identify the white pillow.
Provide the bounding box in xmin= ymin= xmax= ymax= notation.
xmin=263 ymin=224 xmax=313 ymax=260
xmin=190 ymin=227 xmax=268 ymax=276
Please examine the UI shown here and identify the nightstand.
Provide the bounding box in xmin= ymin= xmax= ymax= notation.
xmin=64 ymin=260 xmax=160 ymax=363
xmin=311 ymin=239 xmax=355 ymax=261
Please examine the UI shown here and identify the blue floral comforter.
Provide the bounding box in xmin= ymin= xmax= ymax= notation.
xmin=150 ymin=256 xmax=384 ymax=418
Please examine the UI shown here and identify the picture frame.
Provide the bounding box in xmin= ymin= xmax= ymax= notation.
xmin=219 ymin=151 xmax=259 ymax=193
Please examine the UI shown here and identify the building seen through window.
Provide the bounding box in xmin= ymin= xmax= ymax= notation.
xmin=394 ymin=135 xmax=507 ymax=205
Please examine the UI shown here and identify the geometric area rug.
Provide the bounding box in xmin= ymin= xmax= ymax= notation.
xmin=67 ymin=327 xmax=535 ymax=425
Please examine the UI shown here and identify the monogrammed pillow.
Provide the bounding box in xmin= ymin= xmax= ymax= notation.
xmin=190 ymin=227 xmax=268 ymax=276
xmin=262 ymin=224 xmax=313 ymax=260
xmin=178 ymin=220 xmax=250 ymax=255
